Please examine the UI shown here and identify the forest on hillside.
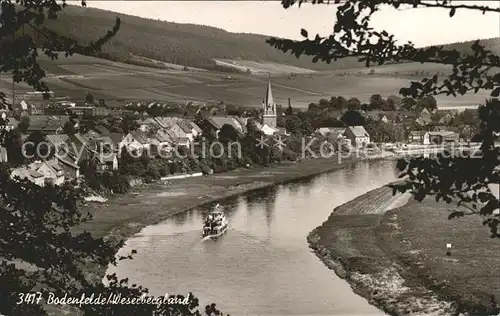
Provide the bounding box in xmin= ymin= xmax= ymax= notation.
xmin=33 ymin=5 xmax=500 ymax=71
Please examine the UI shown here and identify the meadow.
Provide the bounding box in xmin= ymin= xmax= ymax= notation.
xmin=0 ymin=52 xmax=490 ymax=109
xmin=378 ymin=198 xmax=500 ymax=313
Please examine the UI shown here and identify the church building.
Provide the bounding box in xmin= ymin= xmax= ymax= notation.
xmin=260 ymin=77 xmax=280 ymax=136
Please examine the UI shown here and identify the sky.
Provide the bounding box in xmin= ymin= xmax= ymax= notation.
xmin=84 ymin=1 xmax=500 ymax=47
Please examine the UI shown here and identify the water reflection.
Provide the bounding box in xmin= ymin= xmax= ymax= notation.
xmin=108 ymin=160 xmax=397 ymax=316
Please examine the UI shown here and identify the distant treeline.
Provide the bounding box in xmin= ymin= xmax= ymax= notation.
xmin=26 ymin=5 xmax=500 ymax=72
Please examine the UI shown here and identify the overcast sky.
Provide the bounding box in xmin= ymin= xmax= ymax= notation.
xmin=86 ymin=1 xmax=499 ymax=47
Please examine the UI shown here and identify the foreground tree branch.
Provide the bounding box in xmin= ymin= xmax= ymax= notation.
xmin=268 ymin=0 xmax=500 ymax=99
xmin=269 ymin=0 xmax=500 ymax=238
xmin=0 ymin=1 xmax=227 ymax=315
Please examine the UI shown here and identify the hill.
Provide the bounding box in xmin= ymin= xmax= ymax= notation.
xmin=37 ymin=5 xmax=366 ymax=72
xmin=35 ymin=5 xmax=499 ymax=73
xmin=3 ymin=6 xmax=497 ymax=109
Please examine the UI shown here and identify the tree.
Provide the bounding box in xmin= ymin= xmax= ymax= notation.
xmin=267 ymin=0 xmax=500 ymax=242
xmin=416 ymin=95 xmax=438 ymax=111
xmin=307 ymin=103 xmax=318 ymax=111
xmin=336 ymin=96 xmax=348 ymax=109
xmin=369 ymin=94 xmax=386 ymax=110
xmin=318 ymin=98 xmax=330 ymax=109
xmin=218 ymin=124 xmax=239 ymax=143
xmin=3 ymin=129 xmax=24 ymax=165
xmin=285 ymin=115 xmax=303 ymax=135
xmin=0 ymin=2 xmax=224 ymax=316
xmin=268 ymin=0 xmax=500 ymax=237
xmin=120 ymin=117 xmax=139 ymax=134
xmin=63 ymin=118 xmax=77 ymax=135
xmin=24 ymin=131 xmax=54 ymax=161
xmin=17 ymin=116 xmax=30 ymax=133
xmin=285 ymin=102 xmax=293 ymax=115
xmin=85 ymin=92 xmax=95 ymax=105
xmin=347 ymin=97 xmax=361 ymax=110
xmin=387 ymin=95 xmax=403 ymax=110
xmin=401 ymin=97 xmax=417 ymax=111
xmin=341 ymin=110 xmax=365 ymax=126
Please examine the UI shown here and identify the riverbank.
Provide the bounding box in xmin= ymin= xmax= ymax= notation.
xmin=77 ymin=155 xmax=359 ymax=240
xmin=75 ymin=155 xmax=367 ymax=286
xmin=378 ymin=199 xmax=500 ymax=315
xmin=308 ymin=178 xmax=500 ymax=315
xmin=307 ymin=185 xmax=456 ymax=315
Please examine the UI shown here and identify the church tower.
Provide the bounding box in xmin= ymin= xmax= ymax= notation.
xmin=262 ymin=76 xmax=277 ymax=128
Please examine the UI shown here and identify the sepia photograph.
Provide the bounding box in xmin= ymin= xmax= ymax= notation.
xmin=0 ymin=0 xmax=499 ymax=315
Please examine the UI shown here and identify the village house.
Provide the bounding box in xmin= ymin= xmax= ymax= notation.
xmin=68 ymin=133 xmax=120 ymax=172
xmin=201 ymin=116 xmax=247 ymax=138
xmin=154 ymin=117 xmax=180 ymax=130
xmin=315 ymin=127 xmax=348 ymax=145
xmin=92 ymin=125 xmax=111 ymax=136
xmin=93 ymin=154 xmax=119 ymax=172
xmin=26 ymin=115 xmax=69 ymax=134
xmin=432 ymin=125 xmax=449 ymax=132
xmin=27 ymin=159 xmax=66 ymax=186
xmin=99 ymin=133 xmax=125 ymax=153
xmin=148 ymin=130 xmax=175 ymax=152
xmin=11 ymin=166 xmax=45 ymax=186
xmin=169 ymin=120 xmax=202 ymax=143
xmin=415 ymin=108 xmax=432 ymax=126
xmin=315 ymin=127 xmax=346 ymax=137
xmin=119 ymin=130 xmax=149 ymax=154
xmin=13 ymin=99 xmax=45 ymax=116
xmin=0 ymin=116 xmax=19 ymax=131
xmin=260 ymin=123 xmax=280 ymax=136
xmin=84 ymin=129 xmax=100 ymax=140
xmin=42 ymin=134 xmax=81 ymax=180
xmin=137 ymin=117 xmax=161 ymax=132
xmin=408 ymin=130 xmax=426 ymax=144
xmin=439 ymin=113 xmax=453 ymax=125
xmin=343 ymin=126 xmax=370 ymax=147
xmin=54 ymin=156 xmax=80 ymax=180
xmin=423 ymin=131 xmax=459 ymax=145
xmin=67 ymin=105 xmax=111 ymax=117
xmin=0 ymin=146 xmax=7 ymax=162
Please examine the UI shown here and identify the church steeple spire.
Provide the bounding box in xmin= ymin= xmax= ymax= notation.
xmin=262 ymin=74 xmax=277 ymax=129
xmin=264 ymin=74 xmax=275 ymax=115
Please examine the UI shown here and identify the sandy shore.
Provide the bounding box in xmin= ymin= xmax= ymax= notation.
xmin=307 ymin=185 xmax=458 ymax=315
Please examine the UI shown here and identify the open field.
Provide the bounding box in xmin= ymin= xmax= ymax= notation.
xmin=214 ymin=58 xmax=317 ymax=74
xmin=308 ymin=185 xmax=454 ymax=315
xmin=378 ymin=199 xmax=500 ymax=314
xmin=0 ymin=52 xmax=490 ymax=109
xmin=309 ymin=178 xmax=500 ymax=315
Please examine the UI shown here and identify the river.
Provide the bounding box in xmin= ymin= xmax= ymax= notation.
xmin=106 ymin=160 xmax=399 ymax=315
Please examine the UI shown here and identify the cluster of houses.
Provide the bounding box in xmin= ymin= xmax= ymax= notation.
xmin=4 ymin=81 xmax=471 ymax=187
xmin=315 ymin=123 xmax=461 ymax=147
xmin=7 ymin=114 xmax=274 ymax=187
xmin=4 ymin=79 xmax=289 ymax=187
xmin=315 ymin=126 xmax=371 ymax=148
xmin=408 ymin=129 xmax=460 ymax=145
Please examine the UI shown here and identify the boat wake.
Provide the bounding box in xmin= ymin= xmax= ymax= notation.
xmin=200 ymin=235 xmax=213 ymax=242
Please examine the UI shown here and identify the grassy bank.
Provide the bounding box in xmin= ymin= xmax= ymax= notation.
xmin=378 ymin=200 xmax=500 ymax=315
xmin=307 ymin=185 xmax=455 ymax=315
xmin=77 ymin=155 xmax=357 ymax=240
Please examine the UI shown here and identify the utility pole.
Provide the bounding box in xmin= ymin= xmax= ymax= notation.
xmin=12 ymin=76 xmax=15 ymax=111
xmin=11 ymin=31 xmax=15 ymax=111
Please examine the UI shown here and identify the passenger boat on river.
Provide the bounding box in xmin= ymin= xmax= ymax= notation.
xmin=202 ymin=205 xmax=228 ymax=238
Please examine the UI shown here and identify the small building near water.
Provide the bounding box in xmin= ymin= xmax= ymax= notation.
xmin=423 ymin=131 xmax=459 ymax=145
xmin=343 ymin=126 xmax=370 ymax=147
xmin=408 ymin=130 xmax=426 ymax=144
